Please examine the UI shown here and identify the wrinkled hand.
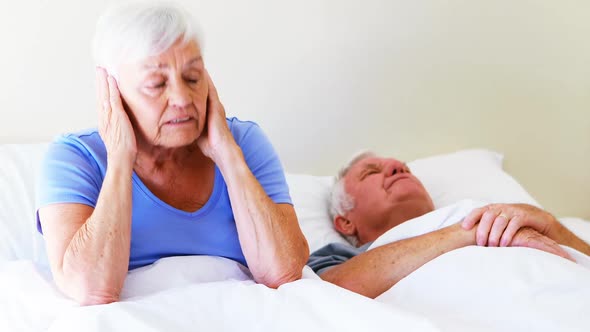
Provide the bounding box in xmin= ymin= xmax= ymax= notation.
xmin=510 ymin=227 xmax=573 ymax=261
xmin=196 ymin=70 xmax=236 ymax=162
xmin=96 ymin=67 xmax=137 ymax=165
xmin=461 ymin=203 xmax=560 ymax=247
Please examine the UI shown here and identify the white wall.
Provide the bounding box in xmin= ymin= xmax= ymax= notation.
xmin=1 ymin=0 xmax=589 ymax=218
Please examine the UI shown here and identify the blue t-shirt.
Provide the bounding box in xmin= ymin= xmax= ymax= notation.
xmin=36 ymin=117 xmax=292 ymax=270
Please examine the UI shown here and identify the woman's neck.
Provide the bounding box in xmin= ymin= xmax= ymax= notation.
xmin=134 ymin=140 xmax=208 ymax=174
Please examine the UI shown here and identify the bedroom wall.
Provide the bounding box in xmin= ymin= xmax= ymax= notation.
xmin=1 ymin=0 xmax=588 ymax=218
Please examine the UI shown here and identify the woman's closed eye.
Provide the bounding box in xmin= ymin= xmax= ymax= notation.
xmin=184 ymin=76 xmax=200 ymax=86
xmin=147 ymin=81 xmax=166 ymax=89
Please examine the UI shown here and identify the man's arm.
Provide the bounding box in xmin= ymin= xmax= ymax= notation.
xmin=319 ymin=223 xmax=572 ymax=299
xmin=319 ymin=223 xmax=474 ymax=298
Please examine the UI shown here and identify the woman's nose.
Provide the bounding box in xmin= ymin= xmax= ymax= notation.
xmin=168 ymin=81 xmax=192 ymax=109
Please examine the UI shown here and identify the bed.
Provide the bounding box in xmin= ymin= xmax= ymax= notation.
xmin=1 ymin=143 xmax=589 ymax=332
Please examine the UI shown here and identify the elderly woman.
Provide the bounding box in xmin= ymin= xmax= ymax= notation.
xmin=36 ymin=2 xmax=309 ymax=305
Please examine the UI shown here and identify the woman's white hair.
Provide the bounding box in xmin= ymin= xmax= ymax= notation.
xmin=329 ymin=150 xmax=376 ymax=246
xmin=92 ymin=1 xmax=203 ymax=76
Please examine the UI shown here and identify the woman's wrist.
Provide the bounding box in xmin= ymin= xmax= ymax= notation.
xmin=106 ymin=154 xmax=135 ymax=177
xmin=214 ymin=142 xmax=245 ymax=175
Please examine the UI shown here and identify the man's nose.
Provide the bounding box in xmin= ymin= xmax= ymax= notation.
xmin=390 ymin=163 xmax=409 ymax=176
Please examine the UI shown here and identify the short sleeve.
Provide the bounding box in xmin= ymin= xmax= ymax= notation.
xmin=230 ymin=119 xmax=292 ymax=205
xmin=35 ymin=135 xmax=104 ymax=233
xmin=307 ymin=243 xmax=368 ymax=275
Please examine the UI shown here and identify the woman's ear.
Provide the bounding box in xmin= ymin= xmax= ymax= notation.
xmin=334 ymin=215 xmax=356 ymax=236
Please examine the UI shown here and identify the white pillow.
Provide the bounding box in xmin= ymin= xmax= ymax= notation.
xmin=287 ymin=149 xmax=542 ymax=253
xmin=408 ymin=149 xmax=541 ymax=208
xmin=0 ymin=143 xmax=49 ymax=264
xmin=286 ymin=174 xmax=348 ymax=253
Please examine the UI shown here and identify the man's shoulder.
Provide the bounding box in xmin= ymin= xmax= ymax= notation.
xmin=311 ymin=242 xmax=372 ymax=257
xmin=307 ymin=242 xmax=372 ymax=275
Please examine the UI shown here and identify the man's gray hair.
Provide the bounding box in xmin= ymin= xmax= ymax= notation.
xmin=92 ymin=1 xmax=203 ymax=77
xmin=329 ymin=151 xmax=376 ymax=246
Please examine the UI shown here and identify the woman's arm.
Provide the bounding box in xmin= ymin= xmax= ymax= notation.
xmin=39 ymin=160 xmax=133 ymax=305
xmin=39 ymin=69 xmax=137 ymax=305
xmin=217 ymin=147 xmax=309 ymax=287
xmin=197 ymin=72 xmax=309 ymax=287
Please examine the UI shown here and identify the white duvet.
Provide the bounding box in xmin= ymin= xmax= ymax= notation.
xmin=2 ymin=200 xmax=590 ymax=332
xmin=0 ymin=257 xmax=437 ymax=332
xmin=373 ymin=200 xmax=590 ymax=332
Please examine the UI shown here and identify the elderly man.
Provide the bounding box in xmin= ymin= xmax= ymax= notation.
xmin=308 ymin=152 xmax=590 ymax=298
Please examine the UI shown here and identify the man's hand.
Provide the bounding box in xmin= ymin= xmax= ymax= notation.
xmin=510 ymin=227 xmax=573 ymax=261
xmin=461 ymin=203 xmax=559 ymax=247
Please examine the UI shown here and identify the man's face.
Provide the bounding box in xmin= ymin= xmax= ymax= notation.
xmin=341 ymin=156 xmax=434 ymax=244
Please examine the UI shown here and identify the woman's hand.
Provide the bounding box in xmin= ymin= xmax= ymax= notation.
xmin=96 ymin=67 xmax=137 ymax=166
xmin=197 ymin=70 xmax=237 ymax=163
xmin=461 ymin=203 xmax=559 ymax=247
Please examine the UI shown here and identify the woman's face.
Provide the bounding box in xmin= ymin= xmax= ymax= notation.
xmin=117 ymin=39 xmax=208 ymax=149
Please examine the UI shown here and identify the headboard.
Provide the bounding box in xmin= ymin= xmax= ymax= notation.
xmin=1 ymin=0 xmax=588 ymax=218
